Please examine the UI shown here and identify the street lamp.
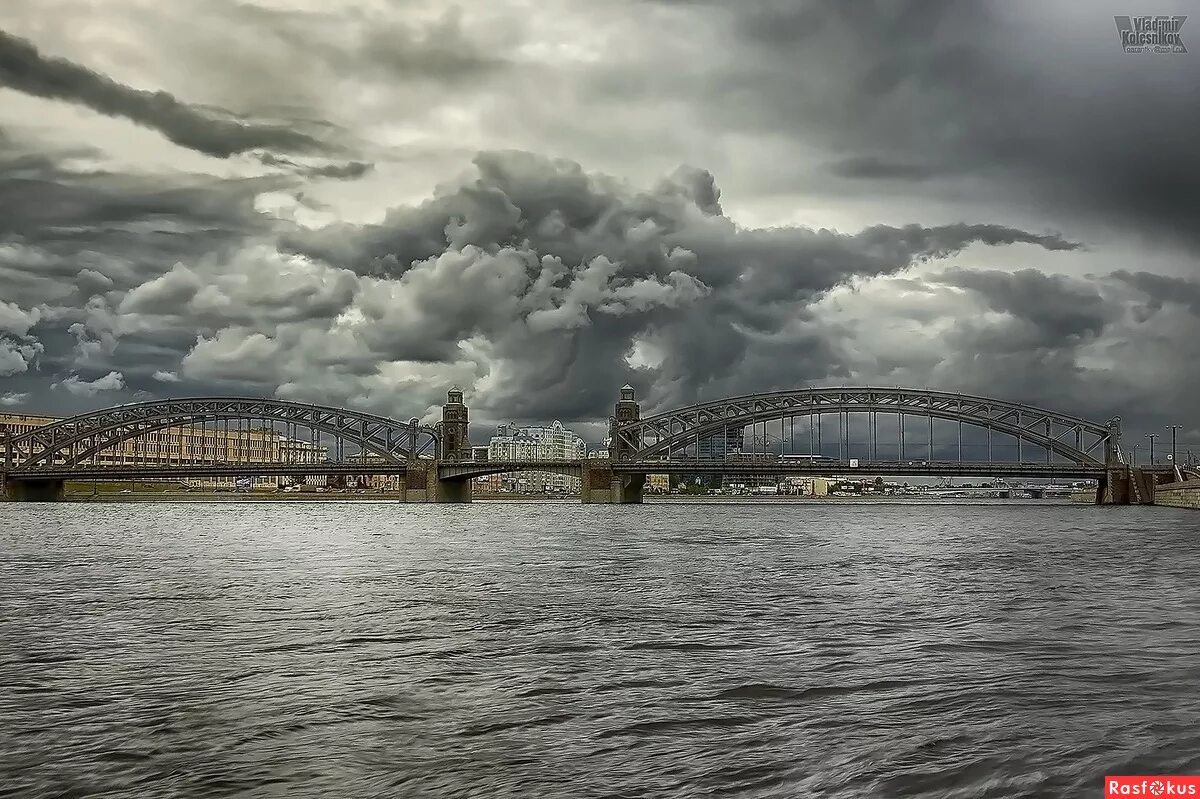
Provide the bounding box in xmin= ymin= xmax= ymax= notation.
xmin=1167 ymin=425 xmax=1182 ymax=466
xmin=1146 ymin=433 xmax=1158 ymax=465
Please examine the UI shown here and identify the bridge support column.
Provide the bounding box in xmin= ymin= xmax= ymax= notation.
xmin=612 ymin=473 xmax=645 ymax=504
xmin=402 ymin=463 xmax=472 ymax=503
xmin=1098 ymin=466 xmax=1128 ymax=505
xmin=434 ymin=478 xmax=472 ymax=503
xmin=581 ymin=461 xmax=644 ymax=504
xmin=3 ymin=477 xmax=66 ymax=502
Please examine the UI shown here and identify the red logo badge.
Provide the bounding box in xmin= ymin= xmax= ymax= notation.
xmin=1106 ymin=777 xmax=1200 ymax=797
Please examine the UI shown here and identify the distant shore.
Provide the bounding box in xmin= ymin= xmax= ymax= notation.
xmin=46 ymin=490 xmax=1074 ymax=504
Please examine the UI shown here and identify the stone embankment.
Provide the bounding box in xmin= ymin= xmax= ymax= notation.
xmin=1155 ymin=478 xmax=1200 ymax=509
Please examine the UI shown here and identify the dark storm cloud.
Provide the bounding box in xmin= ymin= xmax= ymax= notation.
xmin=0 ymin=29 xmax=330 ymax=157
xmin=224 ymin=2 xmax=512 ymax=84
xmin=2 ymin=134 xmax=1194 ymax=437
xmin=3 ymin=147 xmax=1075 ymax=423
xmin=1111 ymin=270 xmax=1200 ymax=316
xmin=0 ymin=1 xmax=1195 ymax=440
xmin=828 ymin=155 xmax=948 ymax=182
xmin=254 ymin=152 xmax=374 ymax=180
xmin=0 ymin=128 xmax=295 ymax=409
xmin=648 ymin=0 xmax=1200 ymax=251
xmin=819 ymin=261 xmax=1200 ymax=439
xmin=0 ymin=166 xmax=287 ymax=315
xmin=933 ymin=267 xmax=1114 ymax=343
xmin=285 ymin=150 xmax=1077 ymax=283
xmin=277 ymin=151 xmax=1083 ymax=419
xmin=0 ymin=130 xmax=287 ymax=250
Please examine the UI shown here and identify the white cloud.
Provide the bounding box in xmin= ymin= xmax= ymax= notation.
xmin=0 ymin=337 xmax=42 ymax=376
xmin=55 ymin=370 xmax=126 ymax=396
xmin=0 ymin=300 xmax=41 ymax=336
xmin=181 ymin=330 xmax=282 ymax=382
xmin=152 ymin=370 xmax=181 ymax=383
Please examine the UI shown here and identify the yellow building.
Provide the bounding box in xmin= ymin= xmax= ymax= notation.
xmin=472 ymin=473 xmax=505 ymax=495
xmin=0 ymin=412 xmax=57 ymax=437
xmin=1 ymin=412 xmax=327 ymax=487
xmin=647 ymin=473 xmax=670 ymax=493
xmin=341 ymin=453 xmax=406 ymax=491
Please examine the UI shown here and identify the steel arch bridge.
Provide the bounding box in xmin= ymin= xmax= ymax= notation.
xmin=3 ymin=397 xmax=439 ymax=472
xmin=609 ymin=387 xmax=1123 ymax=467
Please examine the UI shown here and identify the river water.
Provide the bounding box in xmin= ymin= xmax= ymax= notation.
xmin=1 ymin=501 xmax=1198 ymax=798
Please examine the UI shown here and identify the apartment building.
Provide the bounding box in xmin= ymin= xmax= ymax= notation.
xmin=486 ymin=420 xmax=587 ymax=493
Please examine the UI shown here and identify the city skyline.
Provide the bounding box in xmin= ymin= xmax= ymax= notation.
xmin=0 ymin=1 xmax=1197 ymax=447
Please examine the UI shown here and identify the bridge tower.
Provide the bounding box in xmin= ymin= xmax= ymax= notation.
xmin=609 ymin=384 xmax=641 ymax=461
xmin=1104 ymin=417 xmax=1123 ymax=465
xmin=582 ymin=384 xmax=646 ymax=504
xmin=1 ymin=423 xmax=9 ymax=501
xmin=439 ymin=387 xmax=471 ymax=462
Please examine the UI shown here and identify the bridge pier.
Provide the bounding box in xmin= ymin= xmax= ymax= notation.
xmin=612 ymin=473 xmax=645 ymax=504
xmin=3 ymin=477 xmax=66 ymax=502
xmin=434 ymin=478 xmax=473 ymax=503
xmin=581 ymin=462 xmax=644 ymax=504
xmin=1096 ymin=465 xmax=1173 ymax=505
xmin=402 ymin=463 xmax=473 ymax=503
xmin=1098 ymin=467 xmax=1130 ymax=505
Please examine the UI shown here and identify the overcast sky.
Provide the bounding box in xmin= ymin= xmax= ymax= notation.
xmin=1 ymin=0 xmax=1197 ymax=448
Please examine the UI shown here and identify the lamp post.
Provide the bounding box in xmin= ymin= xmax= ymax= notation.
xmin=1146 ymin=433 xmax=1158 ymax=465
xmin=1167 ymin=425 xmax=1182 ymax=467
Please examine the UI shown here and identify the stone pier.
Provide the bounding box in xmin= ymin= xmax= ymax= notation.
xmin=402 ymin=463 xmax=473 ymax=503
xmin=2 ymin=477 xmax=66 ymax=502
xmin=1096 ymin=465 xmax=1193 ymax=506
xmin=581 ymin=461 xmax=644 ymax=504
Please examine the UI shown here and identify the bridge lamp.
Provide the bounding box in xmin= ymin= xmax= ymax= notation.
xmin=1145 ymin=433 xmax=1158 ymax=465
xmin=1166 ymin=425 xmax=1182 ymax=467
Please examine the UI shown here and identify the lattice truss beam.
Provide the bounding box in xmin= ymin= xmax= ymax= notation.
xmin=611 ymin=388 xmax=1122 ymax=465
xmin=5 ymin=398 xmax=438 ymax=470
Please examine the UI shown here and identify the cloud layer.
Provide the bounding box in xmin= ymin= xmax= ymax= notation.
xmin=0 ymin=29 xmax=329 ymax=158
xmin=0 ymin=1 xmax=1197 ymax=448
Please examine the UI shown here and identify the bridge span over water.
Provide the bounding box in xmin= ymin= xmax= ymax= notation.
xmin=0 ymin=385 xmax=1173 ymax=504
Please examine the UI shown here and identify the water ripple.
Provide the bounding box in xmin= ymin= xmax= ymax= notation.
xmin=1 ymin=501 xmax=1198 ymax=798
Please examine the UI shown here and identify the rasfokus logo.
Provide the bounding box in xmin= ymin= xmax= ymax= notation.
xmin=1106 ymin=776 xmax=1200 ymax=797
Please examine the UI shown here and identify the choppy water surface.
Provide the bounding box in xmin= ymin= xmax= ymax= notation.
xmin=2 ymin=501 xmax=1198 ymax=798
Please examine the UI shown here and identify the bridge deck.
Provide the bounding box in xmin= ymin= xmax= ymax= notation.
xmin=5 ymin=458 xmax=1108 ymax=482
xmin=3 ymin=463 xmax=414 ymax=480
xmin=614 ymin=460 xmax=1105 ymax=479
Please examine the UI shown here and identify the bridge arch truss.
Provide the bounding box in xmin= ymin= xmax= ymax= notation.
xmin=4 ymin=397 xmax=439 ymax=472
xmin=611 ymin=387 xmax=1122 ymax=467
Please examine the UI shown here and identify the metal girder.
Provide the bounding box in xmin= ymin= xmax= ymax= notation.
xmin=611 ymin=460 xmax=1105 ymax=479
xmin=612 ymin=387 xmax=1122 ymax=466
xmin=437 ymin=460 xmax=586 ymax=481
xmin=7 ymin=397 xmax=438 ymax=471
